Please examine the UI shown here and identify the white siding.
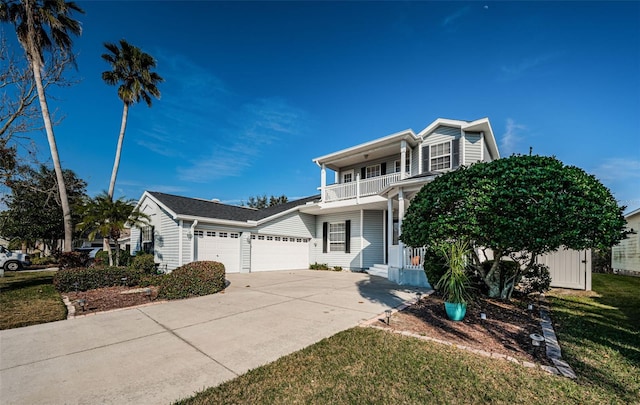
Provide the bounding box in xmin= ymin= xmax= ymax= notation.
xmin=464 ymin=132 xmax=483 ymax=165
xmin=410 ymin=146 xmax=419 ymax=176
xmin=241 ymin=232 xmax=251 ymax=273
xmin=362 ymin=211 xmax=384 ymax=268
xmin=612 ymin=212 xmax=640 ymax=273
xmin=483 ymin=141 xmax=491 ymax=162
xmin=424 ymin=125 xmax=460 ymax=143
xmin=158 ymin=206 xmax=180 ymax=271
xmin=256 ymin=211 xmax=315 ymax=237
xmin=311 ymin=211 xmax=361 ymax=270
xmin=130 ymin=227 xmax=141 ymax=254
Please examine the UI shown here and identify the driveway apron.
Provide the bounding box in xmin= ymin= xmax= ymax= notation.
xmin=0 ymin=270 xmax=426 ymax=405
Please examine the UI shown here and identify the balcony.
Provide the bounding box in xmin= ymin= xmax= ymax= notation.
xmin=323 ymin=172 xmax=403 ymax=202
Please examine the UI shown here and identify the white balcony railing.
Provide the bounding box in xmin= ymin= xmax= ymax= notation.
xmin=324 ymin=172 xmax=403 ymax=202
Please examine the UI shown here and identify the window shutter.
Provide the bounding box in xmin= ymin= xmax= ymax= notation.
xmin=360 ymin=167 xmax=366 ymax=180
xmin=345 ymin=220 xmax=351 ymax=253
xmin=380 ymin=162 xmax=386 ymax=175
xmin=322 ymin=222 xmax=328 ymax=253
xmin=422 ymin=145 xmax=430 ymax=173
xmin=452 ymin=138 xmax=460 ymax=168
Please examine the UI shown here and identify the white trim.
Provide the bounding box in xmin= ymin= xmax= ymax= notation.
xmin=480 ymin=131 xmax=485 ymax=161
xmin=365 ymin=164 xmax=381 ymax=179
xmin=190 ymin=220 xmax=198 ymax=262
xmin=461 ymin=131 xmax=466 ymax=166
xmin=328 ymin=221 xmax=346 ymax=252
xmin=178 ymin=219 xmax=183 ymax=266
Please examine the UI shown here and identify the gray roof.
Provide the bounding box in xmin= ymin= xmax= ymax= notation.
xmin=147 ymin=192 xmax=319 ymax=222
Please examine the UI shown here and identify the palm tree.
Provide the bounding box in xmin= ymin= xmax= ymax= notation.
xmin=78 ymin=192 xmax=149 ymax=266
xmin=1 ymin=0 xmax=84 ymax=252
xmin=101 ymin=39 xmax=163 ymax=199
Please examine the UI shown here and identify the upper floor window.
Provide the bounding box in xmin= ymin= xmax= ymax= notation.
xmin=342 ymin=170 xmax=354 ymax=183
xmin=365 ymin=164 xmax=381 ymax=179
xmin=394 ymin=158 xmax=411 ymax=174
xmin=430 ymin=141 xmax=451 ymax=171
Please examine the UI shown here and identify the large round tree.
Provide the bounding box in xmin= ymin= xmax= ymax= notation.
xmin=400 ymin=155 xmax=627 ymax=299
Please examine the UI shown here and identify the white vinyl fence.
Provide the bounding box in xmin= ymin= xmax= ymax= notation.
xmin=536 ymin=249 xmax=592 ymax=290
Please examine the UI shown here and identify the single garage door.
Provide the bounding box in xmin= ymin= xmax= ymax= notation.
xmin=251 ymin=234 xmax=310 ymax=271
xmin=195 ymin=230 xmax=241 ymax=273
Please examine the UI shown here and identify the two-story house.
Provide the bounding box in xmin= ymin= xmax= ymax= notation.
xmin=130 ymin=117 xmax=499 ymax=287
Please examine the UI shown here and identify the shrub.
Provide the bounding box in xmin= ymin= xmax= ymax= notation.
xmin=309 ymin=262 xmax=330 ymax=270
xmin=333 ymin=266 xmax=343 ymax=271
xmin=518 ymin=263 xmax=552 ymax=295
xmin=130 ymin=253 xmax=157 ymax=274
xmin=59 ymin=251 xmax=88 ymax=269
xmin=94 ymin=249 xmax=132 ymax=267
xmin=53 ymin=266 xmax=145 ymax=292
xmin=30 ymin=256 xmax=58 ymax=266
xmin=158 ymin=261 xmax=225 ymax=300
xmin=422 ymin=246 xmax=448 ymax=288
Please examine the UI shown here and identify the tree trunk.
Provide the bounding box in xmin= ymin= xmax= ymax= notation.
xmin=107 ymin=102 xmax=129 ymax=199
xmin=32 ymin=61 xmax=73 ymax=252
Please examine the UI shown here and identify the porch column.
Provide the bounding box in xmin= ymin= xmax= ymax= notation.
xmin=356 ymin=172 xmax=361 ymax=204
xmin=400 ymin=140 xmax=407 ymax=180
xmin=398 ymin=188 xmax=405 ymax=268
xmin=387 ymin=197 xmax=393 ymax=264
xmin=321 ymin=163 xmax=326 ymax=202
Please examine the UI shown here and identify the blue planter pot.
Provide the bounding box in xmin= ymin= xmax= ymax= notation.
xmin=444 ymin=302 xmax=467 ymax=321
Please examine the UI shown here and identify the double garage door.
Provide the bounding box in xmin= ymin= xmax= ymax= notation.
xmin=250 ymin=234 xmax=310 ymax=271
xmin=194 ymin=229 xmax=310 ymax=273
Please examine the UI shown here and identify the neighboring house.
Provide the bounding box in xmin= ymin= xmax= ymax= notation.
xmin=612 ymin=207 xmax=640 ymax=274
xmin=131 ymin=117 xmax=499 ymax=286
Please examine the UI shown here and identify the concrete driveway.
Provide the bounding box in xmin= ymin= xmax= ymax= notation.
xmin=0 ymin=270 xmax=427 ymax=405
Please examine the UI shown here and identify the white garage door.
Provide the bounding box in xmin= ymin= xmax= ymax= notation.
xmin=195 ymin=230 xmax=241 ymax=273
xmin=251 ymin=234 xmax=310 ymax=272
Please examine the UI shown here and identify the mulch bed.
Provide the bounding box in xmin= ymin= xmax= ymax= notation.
xmin=65 ymin=286 xmax=160 ymax=315
xmin=379 ymin=294 xmax=552 ymax=366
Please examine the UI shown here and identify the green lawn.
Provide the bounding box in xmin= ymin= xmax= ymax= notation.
xmin=0 ymin=271 xmax=67 ymax=329
xmin=177 ymin=273 xmax=640 ymax=405
xmin=547 ymin=273 xmax=640 ymax=404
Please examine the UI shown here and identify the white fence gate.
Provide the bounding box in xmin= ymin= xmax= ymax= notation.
xmin=537 ymin=249 xmax=592 ymax=290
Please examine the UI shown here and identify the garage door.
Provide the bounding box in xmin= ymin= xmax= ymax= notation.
xmin=251 ymin=234 xmax=310 ymax=272
xmin=195 ymin=230 xmax=241 ymax=273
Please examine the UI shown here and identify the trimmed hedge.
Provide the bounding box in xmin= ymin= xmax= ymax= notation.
xmin=53 ymin=266 xmax=145 ymax=292
xmin=158 ymin=261 xmax=226 ymax=300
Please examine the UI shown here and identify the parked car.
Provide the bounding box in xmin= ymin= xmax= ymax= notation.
xmin=73 ymin=247 xmax=102 ymax=267
xmin=0 ymin=245 xmax=31 ymax=271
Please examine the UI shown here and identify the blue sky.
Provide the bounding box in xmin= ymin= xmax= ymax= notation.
xmin=8 ymin=1 xmax=640 ymax=211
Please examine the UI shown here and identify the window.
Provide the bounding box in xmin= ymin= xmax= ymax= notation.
xmin=365 ymin=164 xmax=381 ymax=178
xmin=342 ymin=170 xmax=354 ymax=183
xmin=194 ymin=230 xmax=204 ymax=237
xmin=267 ymin=236 xmax=274 ymax=241
xmin=219 ymin=232 xmax=228 ymax=238
xmin=141 ymin=225 xmax=154 ymax=254
xmin=275 ymin=236 xmax=281 ymax=241
xmin=430 ymin=141 xmax=451 ymax=171
xmin=251 ymin=235 xmax=256 ymax=239
xmin=258 ymin=235 xmax=265 ymax=240
xmin=230 ymin=233 xmax=239 ymax=239
xmin=206 ymin=231 xmax=216 ymax=237
xmin=282 ymin=237 xmax=288 ymax=242
xmin=329 ymin=222 xmax=346 ymax=251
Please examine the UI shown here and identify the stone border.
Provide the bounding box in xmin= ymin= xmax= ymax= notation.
xmin=62 ymin=294 xmax=167 ymax=320
xmin=361 ymin=294 xmax=576 ymax=379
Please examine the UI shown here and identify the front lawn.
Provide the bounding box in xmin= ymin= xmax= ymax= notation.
xmin=178 ymin=273 xmax=640 ymax=404
xmin=0 ymin=271 xmax=67 ymax=329
xmin=547 ymin=273 xmax=640 ymax=403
